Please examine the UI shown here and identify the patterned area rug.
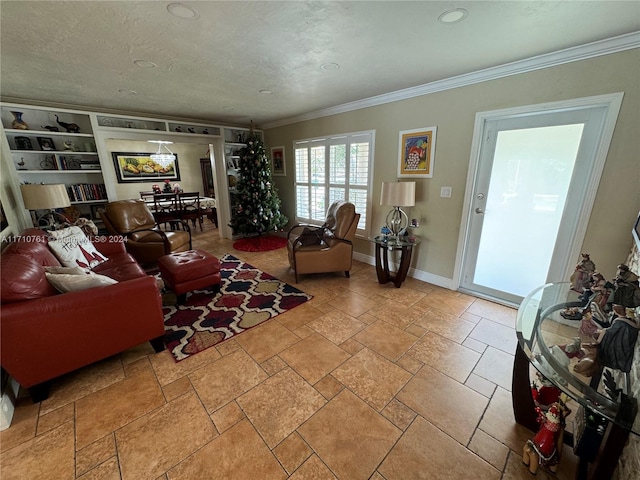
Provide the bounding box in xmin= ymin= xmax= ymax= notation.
xmin=163 ymin=254 xmax=311 ymax=362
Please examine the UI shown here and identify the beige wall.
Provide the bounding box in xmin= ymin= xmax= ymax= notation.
xmin=265 ymin=48 xmax=640 ymax=282
xmin=104 ymin=139 xmax=211 ymax=201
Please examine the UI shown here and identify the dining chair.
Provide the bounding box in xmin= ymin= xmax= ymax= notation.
xmin=178 ymin=192 xmax=203 ymax=231
xmin=152 ymin=193 xmax=180 ymax=229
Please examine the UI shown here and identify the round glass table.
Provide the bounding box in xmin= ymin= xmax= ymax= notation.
xmin=513 ymin=282 xmax=638 ymax=479
xmin=371 ymin=235 xmax=420 ymax=288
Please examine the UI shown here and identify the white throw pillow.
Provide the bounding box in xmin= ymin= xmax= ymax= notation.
xmin=45 ymin=271 xmax=118 ymax=293
xmin=44 ymin=266 xmax=87 ymax=275
xmin=47 ymin=226 xmax=108 ymax=270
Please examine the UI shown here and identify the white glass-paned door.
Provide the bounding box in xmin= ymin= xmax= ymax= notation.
xmin=460 ymin=98 xmax=618 ymax=306
xmin=473 ymin=124 xmax=583 ymax=297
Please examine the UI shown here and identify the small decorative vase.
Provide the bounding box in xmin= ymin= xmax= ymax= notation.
xmin=10 ymin=111 xmax=29 ymax=130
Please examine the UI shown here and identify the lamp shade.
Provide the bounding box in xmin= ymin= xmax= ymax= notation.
xmin=21 ymin=184 xmax=71 ymax=210
xmin=380 ymin=181 xmax=415 ymax=207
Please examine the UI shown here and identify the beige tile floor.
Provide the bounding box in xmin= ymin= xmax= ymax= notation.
xmin=0 ymin=221 xmax=581 ymax=479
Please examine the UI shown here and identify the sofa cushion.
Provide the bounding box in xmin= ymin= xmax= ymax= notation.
xmin=92 ymin=261 xmax=147 ymax=282
xmin=1 ymin=254 xmax=59 ymax=303
xmin=47 ymin=226 xmax=108 ymax=270
xmin=2 ymin=229 xmax=61 ymax=266
xmin=45 ymin=271 xmax=118 ymax=293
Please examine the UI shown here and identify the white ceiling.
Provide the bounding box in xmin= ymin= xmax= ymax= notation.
xmin=1 ymin=1 xmax=639 ymax=127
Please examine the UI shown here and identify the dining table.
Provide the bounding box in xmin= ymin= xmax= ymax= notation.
xmin=143 ymin=195 xmax=217 ymax=228
xmin=144 ymin=195 xmax=216 ymax=210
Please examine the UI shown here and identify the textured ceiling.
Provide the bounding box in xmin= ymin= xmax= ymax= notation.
xmin=1 ymin=1 xmax=639 ymax=127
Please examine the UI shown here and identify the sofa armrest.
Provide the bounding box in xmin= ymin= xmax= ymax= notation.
xmin=0 ymin=276 xmax=164 ymax=388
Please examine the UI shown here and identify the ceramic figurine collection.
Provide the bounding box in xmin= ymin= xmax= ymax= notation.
xmin=559 ymin=255 xmax=640 ymax=378
xmin=522 ymin=255 xmax=639 ymax=475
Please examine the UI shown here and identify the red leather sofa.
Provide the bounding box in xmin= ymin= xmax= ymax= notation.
xmin=1 ymin=228 xmax=165 ymax=402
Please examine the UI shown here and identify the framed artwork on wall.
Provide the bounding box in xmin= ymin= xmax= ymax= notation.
xmin=270 ymin=146 xmax=286 ymax=176
xmin=111 ymin=152 xmax=180 ymax=183
xmin=398 ymin=126 xmax=437 ymax=178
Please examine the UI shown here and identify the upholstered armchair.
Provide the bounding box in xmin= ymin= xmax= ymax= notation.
xmin=287 ymin=200 xmax=360 ymax=282
xmin=100 ymin=199 xmax=192 ymax=265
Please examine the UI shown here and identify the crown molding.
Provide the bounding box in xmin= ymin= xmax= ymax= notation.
xmin=263 ymin=31 xmax=640 ymax=130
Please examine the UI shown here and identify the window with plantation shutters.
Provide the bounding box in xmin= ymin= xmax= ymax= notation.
xmin=294 ymin=131 xmax=374 ymax=235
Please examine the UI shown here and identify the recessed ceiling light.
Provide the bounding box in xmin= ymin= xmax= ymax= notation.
xmin=321 ymin=63 xmax=340 ymax=71
xmin=134 ymin=60 xmax=156 ymax=68
xmin=438 ymin=8 xmax=468 ymax=24
xmin=118 ymin=89 xmax=137 ymax=95
xmin=259 ymin=89 xmax=273 ymax=95
xmin=167 ymin=3 xmax=200 ymax=20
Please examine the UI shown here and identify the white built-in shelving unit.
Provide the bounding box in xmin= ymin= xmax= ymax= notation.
xmin=1 ymin=102 xmax=260 ymax=238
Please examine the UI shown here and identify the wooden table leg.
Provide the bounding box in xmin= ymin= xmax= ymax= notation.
xmin=393 ymin=245 xmax=413 ymax=288
xmin=375 ymin=243 xmax=389 ymax=284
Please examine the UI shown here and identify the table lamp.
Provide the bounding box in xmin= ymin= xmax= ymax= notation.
xmin=380 ymin=181 xmax=415 ymax=236
xmin=20 ymin=184 xmax=71 ymax=229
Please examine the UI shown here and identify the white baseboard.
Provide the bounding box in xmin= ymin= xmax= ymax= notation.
xmin=353 ymin=251 xmax=454 ymax=290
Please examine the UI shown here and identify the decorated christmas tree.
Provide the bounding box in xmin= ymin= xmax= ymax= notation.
xmin=229 ymin=134 xmax=288 ymax=237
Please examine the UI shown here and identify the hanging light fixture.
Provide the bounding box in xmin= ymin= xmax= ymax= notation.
xmin=148 ymin=140 xmax=176 ymax=168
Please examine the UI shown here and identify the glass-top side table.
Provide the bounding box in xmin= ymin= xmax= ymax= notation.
xmin=513 ymin=282 xmax=638 ymax=479
xmin=371 ymin=235 xmax=420 ymax=288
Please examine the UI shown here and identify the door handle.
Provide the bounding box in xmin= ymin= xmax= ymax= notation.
xmin=475 ymin=207 xmax=485 ymax=214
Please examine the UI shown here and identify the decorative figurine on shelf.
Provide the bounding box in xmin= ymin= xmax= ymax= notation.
xmin=41 ymin=125 xmax=59 ymax=132
xmin=573 ymin=345 xmax=600 ymax=377
xmin=578 ymin=308 xmax=600 ymax=340
xmin=530 ymin=372 xmax=561 ymax=410
xmin=152 ymin=184 xmax=161 ymax=194
xmin=591 ymin=304 xmax=639 ymax=373
xmin=202 ymin=129 xmax=209 ymax=135
xmin=381 ymin=225 xmax=391 ymax=242
xmin=62 ymin=140 xmax=76 ymax=151
xmin=187 ymin=127 xmax=195 ymax=133
xmin=522 ymin=400 xmax=570 ymax=475
xmin=612 ymin=264 xmax=640 ymax=308
xmin=163 ymin=179 xmax=172 ymax=193
xmin=54 ymin=115 xmax=80 ymax=133
xmin=16 ymin=158 xmax=26 ymax=170
xmin=581 ymin=271 xmax=611 ymax=308
xmin=570 ymin=253 xmax=596 ymax=293
xmin=174 ymin=126 xmax=182 ymax=132
xmin=172 ymin=183 xmax=183 ymax=193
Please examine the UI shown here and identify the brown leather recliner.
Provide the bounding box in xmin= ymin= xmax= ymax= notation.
xmin=287 ymin=200 xmax=360 ymax=282
xmin=100 ymin=199 xmax=192 ymax=265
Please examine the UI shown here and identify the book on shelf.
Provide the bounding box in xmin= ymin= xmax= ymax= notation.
xmin=66 ymin=183 xmax=107 ymax=202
